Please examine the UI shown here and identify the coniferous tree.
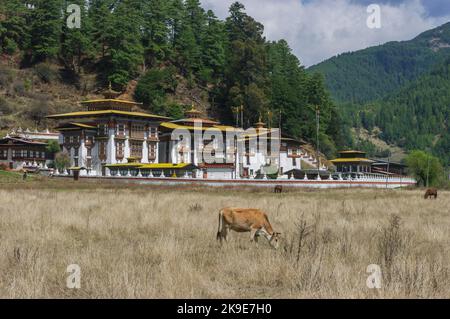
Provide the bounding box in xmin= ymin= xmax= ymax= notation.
xmin=27 ymin=0 xmax=63 ymax=63
xmin=0 ymin=0 xmax=29 ymax=54
xmin=222 ymin=2 xmax=269 ymax=125
xmin=107 ymin=0 xmax=144 ymax=88
xmin=60 ymin=0 xmax=93 ymax=74
xmin=87 ymin=0 xmax=115 ymax=59
xmin=142 ymin=0 xmax=171 ymax=68
xmin=200 ymin=10 xmax=226 ymax=82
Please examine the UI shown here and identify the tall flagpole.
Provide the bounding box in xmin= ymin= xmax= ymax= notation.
xmin=279 ymin=108 xmax=282 ymax=176
xmin=316 ymin=105 xmax=320 ymax=178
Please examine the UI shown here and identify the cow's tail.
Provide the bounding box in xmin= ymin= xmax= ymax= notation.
xmin=216 ymin=210 xmax=223 ymax=240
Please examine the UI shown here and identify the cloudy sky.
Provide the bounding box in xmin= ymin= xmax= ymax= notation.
xmin=202 ymin=0 xmax=450 ymax=67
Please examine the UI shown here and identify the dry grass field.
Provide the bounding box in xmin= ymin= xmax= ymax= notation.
xmin=0 ymin=178 xmax=449 ymax=299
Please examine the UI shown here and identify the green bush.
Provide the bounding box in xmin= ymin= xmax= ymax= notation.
xmin=406 ymin=150 xmax=444 ymax=187
xmin=0 ymin=67 xmax=13 ymax=88
xmin=134 ymin=67 xmax=177 ymax=113
xmin=12 ymin=81 xmax=26 ymax=96
xmin=46 ymin=140 xmax=61 ymax=154
xmin=165 ymin=103 xmax=185 ymax=119
xmin=3 ymin=38 xmax=18 ymax=55
xmin=0 ymin=97 xmax=12 ymax=115
xmin=34 ymin=63 xmax=57 ymax=84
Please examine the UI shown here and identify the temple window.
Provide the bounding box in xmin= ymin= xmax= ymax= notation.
xmin=98 ymin=124 xmax=108 ymax=136
xmin=131 ymin=124 xmax=145 ymax=139
xmin=149 ymin=127 xmax=158 ymax=138
xmin=117 ymin=124 xmax=126 ymax=137
xmin=116 ymin=142 xmax=124 ymax=158
xmin=149 ymin=143 xmax=157 ymax=160
xmin=130 ymin=141 xmax=143 ymax=158
xmin=99 ymin=142 xmax=107 ymax=159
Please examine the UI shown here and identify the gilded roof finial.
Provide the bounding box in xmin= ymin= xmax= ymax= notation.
xmin=255 ymin=113 xmax=266 ymax=129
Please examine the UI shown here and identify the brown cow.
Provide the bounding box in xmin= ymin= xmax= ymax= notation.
xmin=216 ymin=208 xmax=281 ymax=249
xmin=274 ymin=185 xmax=283 ymax=194
xmin=424 ymin=188 xmax=438 ymax=199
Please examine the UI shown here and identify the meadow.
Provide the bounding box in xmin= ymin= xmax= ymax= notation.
xmin=0 ymin=177 xmax=449 ymax=298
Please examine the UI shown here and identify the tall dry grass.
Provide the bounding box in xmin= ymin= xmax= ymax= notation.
xmin=0 ymin=184 xmax=449 ymax=298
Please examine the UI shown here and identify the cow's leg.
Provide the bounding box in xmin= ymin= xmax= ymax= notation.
xmin=223 ymin=226 xmax=230 ymax=242
xmin=250 ymin=228 xmax=258 ymax=243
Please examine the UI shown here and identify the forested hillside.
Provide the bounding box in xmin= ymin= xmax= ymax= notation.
xmin=357 ymin=59 xmax=450 ymax=164
xmin=0 ymin=0 xmax=344 ymax=157
xmin=309 ymin=22 xmax=450 ymax=104
xmin=310 ymin=22 xmax=450 ymax=164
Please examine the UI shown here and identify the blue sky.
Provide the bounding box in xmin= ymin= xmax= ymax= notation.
xmin=202 ymin=0 xmax=450 ymax=66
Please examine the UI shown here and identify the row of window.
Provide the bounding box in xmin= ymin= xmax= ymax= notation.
xmin=97 ymin=124 xmax=158 ymax=138
xmin=10 ymin=150 xmax=46 ymax=159
xmin=115 ymin=141 xmax=156 ymax=160
xmin=64 ymin=136 xmax=81 ymax=145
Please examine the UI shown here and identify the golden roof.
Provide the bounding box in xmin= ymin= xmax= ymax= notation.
xmin=330 ymin=158 xmax=374 ymax=163
xmin=338 ymin=150 xmax=366 ymax=154
xmin=47 ymin=110 xmax=169 ymax=120
xmin=160 ymin=122 xmax=236 ymax=132
xmin=80 ymin=99 xmax=141 ymax=105
xmin=105 ymin=163 xmax=196 ymax=169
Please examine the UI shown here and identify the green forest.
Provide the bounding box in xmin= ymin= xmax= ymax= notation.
xmin=0 ymin=0 xmax=344 ymax=158
xmin=310 ymin=22 xmax=450 ymax=165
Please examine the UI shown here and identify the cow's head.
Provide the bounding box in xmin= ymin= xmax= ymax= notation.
xmin=269 ymin=232 xmax=281 ymax=249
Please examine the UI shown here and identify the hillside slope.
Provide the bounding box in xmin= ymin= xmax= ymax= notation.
xmin=309 ymin=22 xmax=450 ymax=104
xmin=373 ymin=58 xmax=450 ymax=164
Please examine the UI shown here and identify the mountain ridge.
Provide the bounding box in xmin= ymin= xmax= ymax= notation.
xmin=308 ymin=22 xmax=450 ymax=104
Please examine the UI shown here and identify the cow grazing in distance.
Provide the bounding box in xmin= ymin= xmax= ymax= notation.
xmin=216 ymin=208 xmax=281 ymax=249
xmin=424 ymin=188 xmax=438 ymax=199
xmin=274 ymin=185 xmax=283 ymax=194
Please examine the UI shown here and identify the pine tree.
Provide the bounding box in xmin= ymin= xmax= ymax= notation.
xmin=0 ymin=0 xmax=30 ymax=54
xmin=200 ymin=10 xmax=226 ymax=83
xmin=141 ymin=0 xmax=171 ymax=68
xmin=107 ymin=0 xmax=144 ymax=88
xmin=174 ymin=0 xmax=205 ymax=76
xmin=87 ymin=0 xmax=115 ymax=59
xmin=222 ymin=2 xmax=269 ymax=126
xmin=28 ymin=0 xmax=63 ymax=63
xmin=60 ymin=0 xmax=94 ymax=74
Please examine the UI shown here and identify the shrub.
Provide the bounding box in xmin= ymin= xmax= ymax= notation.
xmin=46 ymin=140 xmax=61 ymax=154
xmin=0 ymin=67 xmax=13 ymax=88
xmin=55 ymin=152 xmax=71 ymax=172
xmin=0 ymin=97 xmax=12 ymax=115
xmin=165 ymin=102 xmax=184 ymax=119
xmin=134 ymin=67 xmax=177 ymax=111
xmin=0 ymin=163 xmax=9 ymax=171
xmin=27 ymin=96 xmax=53 ymax=126
xmin=34 ymin=63 xmax=57 ymax=84
xmin=12 ymin=81 xmax=26 ymax=96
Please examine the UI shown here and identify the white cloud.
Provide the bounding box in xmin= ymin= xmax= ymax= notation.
xmin=202 ymin=0 xmax=450 ymax=67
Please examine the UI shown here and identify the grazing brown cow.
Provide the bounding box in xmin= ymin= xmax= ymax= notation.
xmin=216 ymin=208 xmax=281 ymax=249
xmin=424 ymin=188 xmax=438 ymax=199
xmin=274 ymin=185 xmax=283 ymax=194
